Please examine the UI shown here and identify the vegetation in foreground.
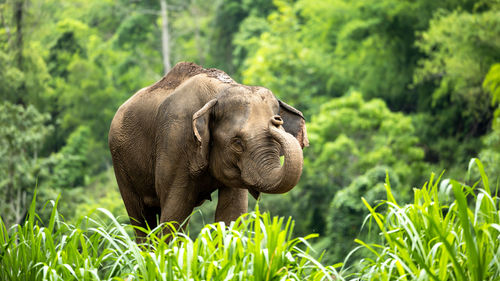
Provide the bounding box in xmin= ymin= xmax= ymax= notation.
xmin=0 ymin=197 xmax=340 ymax=281
xmin=352 ymin=159 xmax=500 ymax=280
xmin=1 ymin=159 xmax=498 ymax=280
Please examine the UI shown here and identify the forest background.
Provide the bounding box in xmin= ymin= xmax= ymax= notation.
xmin=1 ymin=0 xmax=499 ymax=264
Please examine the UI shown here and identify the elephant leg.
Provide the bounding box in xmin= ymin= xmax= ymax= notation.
xmin=158 ymin=183 xmax=197 ymax=236
xmin=215 ymin=186 xmax=248 ymax=225
xmin=113 ymin=165 xmax=149 ymax=242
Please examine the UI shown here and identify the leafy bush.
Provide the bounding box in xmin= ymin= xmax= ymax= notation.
xmin=0 ymin=102 xmax=52 ymax=228
xmin=351 ymin=158 xmax=500 ymax=280
xmin=325 ymin=166 xmax=397 ymax=262
xmin=46 ymin=126 xmax=91 ymax=189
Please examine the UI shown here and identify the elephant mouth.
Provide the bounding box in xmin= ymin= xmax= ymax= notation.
xmin=247 ymin=187 xmax=261 ymax=200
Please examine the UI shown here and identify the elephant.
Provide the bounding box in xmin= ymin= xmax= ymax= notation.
xmin=108 ymin=62 xmax=308 ymax=239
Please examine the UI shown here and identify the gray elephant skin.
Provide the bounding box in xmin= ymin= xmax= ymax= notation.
xmin=108 ymin=62 xmax=308 ymax=239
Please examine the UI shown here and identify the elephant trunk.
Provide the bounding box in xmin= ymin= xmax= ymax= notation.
xmin=241 ymin=116 xmax=303 ymax=194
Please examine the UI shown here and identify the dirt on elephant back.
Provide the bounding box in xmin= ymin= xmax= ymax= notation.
xmin=148 ymin=62 xmax=235 ymax=93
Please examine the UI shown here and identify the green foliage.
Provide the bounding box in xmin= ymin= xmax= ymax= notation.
xmin=0 ymin=50 xmax=23 ymax=100
xmin=0 ymin=102 xmax=52 ymax=228
xmin=352 ymin=159 xmax=500 ymax=280
xmin=413 ymin=9 xmax=500 ymax=167
xmin=484 ymin=63 xmax=500 ymax=119
xmin=307 ymin=92 xmax=424 ymax=189
xmin=479 ymin=131 xmax=500 ymax=191
xmin=240 ymin=0 xmax=480 ymax=111
xmin=415 ymin=10 xmax=500 ymax=107
xmin=307 ymin=93 xmax=425 ymax=260
xmin=325 ymin=167 xmax=396 ymax=262
xmin=34 ymin=168 xmax=128 ymax=228
xmin=242 ymin=0 xmax=332 ymax=109
xmin=43 ymin=18 xmax=129 ymax=158
xmin=70 ymin=168 xmax=128 ymax=225
xmin=46 ymin=126 xmax=91 ymax=189
xmin=480 ymin=63 xmax=500 ymax=188
xmin=169 ymin=0 xmax=215 ymax=65
xmin=208 ymin=0 xmax=275 ymax=78
xmin=112 ymin=11 xmax=163 ymax=78
xmin=0 ymin=198 xmax=340 ymax=280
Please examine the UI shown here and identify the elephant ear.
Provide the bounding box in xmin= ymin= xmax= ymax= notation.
xmin=191 ymin=99 xmax=217 ymax=174
xmin=278 ymin=100 xmax=309 ymax=148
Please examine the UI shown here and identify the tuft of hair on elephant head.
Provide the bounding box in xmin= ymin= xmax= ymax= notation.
xmin=108 ymin=62 xmax=308 ymax=240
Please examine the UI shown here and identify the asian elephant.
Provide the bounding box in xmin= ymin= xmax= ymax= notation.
xmin=108 ymin=62 xmax=308 ymax=239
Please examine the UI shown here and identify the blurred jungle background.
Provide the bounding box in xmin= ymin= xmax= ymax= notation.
xmin=1 ymin=0 xmax=499 ymax=264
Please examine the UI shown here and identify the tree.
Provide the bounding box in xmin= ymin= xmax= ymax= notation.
xmin=240 ymin=0 xmax=479 ymax=113
xmin=46 ymin=126 xmax=91 ymax=189
xmin=241 ymin=0 xmax=331 ymax=111
xmin=0 ymin=102 xmax=51 ymax=227
xmin=0 ymin=49 xmax=23 ymax=101
xmin=0 ymin=0 xmax=53 ymax=108
xmin=413 ymin=8 xmax=500 ymax=168
xmin=325 ymin=166 xmax=398 ymax=262
xmin=208 ymin=0 xmax=275 ymax=78
xmin=480 ymin=63 xmax=500 ymax=186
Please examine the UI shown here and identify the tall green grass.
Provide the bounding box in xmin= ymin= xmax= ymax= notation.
xmin=2 ymin=158 xmax=499 ymax=280
xmin=0 ymin=194 xmax=340 ymax=280
xmin=351 ymin=158 xmax=500 ymax=280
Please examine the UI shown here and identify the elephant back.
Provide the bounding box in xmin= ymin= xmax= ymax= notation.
xmin=148 ymin=62 xmax=235 ymax=93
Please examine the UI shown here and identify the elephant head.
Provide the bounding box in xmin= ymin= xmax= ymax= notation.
xmin=192 ymin=85 xmax=308 ymax=197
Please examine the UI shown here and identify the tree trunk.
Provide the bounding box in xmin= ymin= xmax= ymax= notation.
xmin=13 ymin=0 xmax=26 ymax=105
xmin=14 ymin=0 xmax=23 ymax=68
xmin=160 ymin=0 xmax=171 ymax=74
xmin=12 ymin=187 xmax=27 ymax=226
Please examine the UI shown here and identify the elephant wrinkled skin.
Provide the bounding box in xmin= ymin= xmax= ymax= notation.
xmin=108 ymin=62 xmax=308 ymax=239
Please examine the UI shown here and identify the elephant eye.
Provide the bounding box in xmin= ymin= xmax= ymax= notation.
xmin=231 ymin=137 xmax=244 ymax=153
